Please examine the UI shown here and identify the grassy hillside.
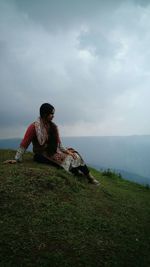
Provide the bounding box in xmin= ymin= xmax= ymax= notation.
xmin=0 ymin=149 xmax=150 ymax=267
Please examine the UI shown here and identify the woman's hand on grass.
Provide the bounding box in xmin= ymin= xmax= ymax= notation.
xmin=3 ymin=160 xmax=17 ymax=164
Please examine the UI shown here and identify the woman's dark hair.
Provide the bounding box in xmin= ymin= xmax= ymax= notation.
xmin=47 ymin=122 xmax=58 ymax=156
xmin=40 ymin=103 xmax=55 ymax=118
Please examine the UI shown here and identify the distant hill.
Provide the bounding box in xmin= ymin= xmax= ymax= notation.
xmin=0 ymin=138 xmax=31 ymax=150
xmin=115 ymin=169 xmax=150 ymax=186
xmin=0 ymin=136 xmax=150 ymax=185
xmin=92 ymin=165 xmax=150 ymax=186
xmin=0 ymin=138 xmax=20 ymax=149
xmin=0 ymin=149 xmax=150 ymax=267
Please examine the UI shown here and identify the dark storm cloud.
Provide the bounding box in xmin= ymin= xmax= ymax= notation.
xmin=1 ymin=0 xmax=150 ymax=137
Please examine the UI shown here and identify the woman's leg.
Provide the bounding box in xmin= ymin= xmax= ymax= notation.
xmin=70 ymin=164 xmax=89 ymax=175
xmin=34 ymin=154 xmax=99 ymax=185
xmin=34 ymin=154 xmax=51 ymax=164
xmin=77 ymin=165 xmax=89 ymax=175
xmin=33 ymin=154 xmax=61 ymax=168
xmin=71 ymin=164 xmax=100 ymax=185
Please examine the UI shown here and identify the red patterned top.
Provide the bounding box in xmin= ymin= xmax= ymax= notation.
xmin=20 ymin=122 xmax=61 ymax=155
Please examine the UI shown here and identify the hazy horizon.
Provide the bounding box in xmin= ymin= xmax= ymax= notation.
xmin=1 ymin=134 xmax=150 ymax=140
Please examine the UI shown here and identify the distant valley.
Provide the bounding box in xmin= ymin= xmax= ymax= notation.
xmin=0 ymin=136 xmax=150 ymax=186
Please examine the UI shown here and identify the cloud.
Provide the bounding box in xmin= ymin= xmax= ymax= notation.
xmin=1 ymin=0 xmax=150 ymax=138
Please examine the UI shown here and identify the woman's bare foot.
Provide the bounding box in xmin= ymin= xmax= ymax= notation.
xmin=87 ymin=173 xmax=100 ymax=186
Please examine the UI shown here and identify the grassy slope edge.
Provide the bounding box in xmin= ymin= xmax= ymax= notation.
xmin=0 ymin=149 xmax=150 ymax=267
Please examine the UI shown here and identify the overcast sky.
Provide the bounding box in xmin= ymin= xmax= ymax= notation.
xmin=1 ymin=0 xmax=150 ymax=138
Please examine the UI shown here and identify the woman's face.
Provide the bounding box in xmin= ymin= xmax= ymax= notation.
xmin=46 ymin=110 xmax=55 ymax=122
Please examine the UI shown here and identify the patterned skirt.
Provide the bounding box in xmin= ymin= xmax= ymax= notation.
xmin=44 ymin=148 xmax=85 ymax=172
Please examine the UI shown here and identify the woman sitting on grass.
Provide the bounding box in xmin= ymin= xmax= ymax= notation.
xmin=7 ymin=103 xmax=99 ymax=185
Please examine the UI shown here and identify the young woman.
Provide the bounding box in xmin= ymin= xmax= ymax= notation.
xmin=9 ymin=103 xmax=99 ymax=185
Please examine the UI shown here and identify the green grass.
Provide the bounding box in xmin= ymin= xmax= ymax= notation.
xmin=0 ymin=149 xmax=150 ymax=267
